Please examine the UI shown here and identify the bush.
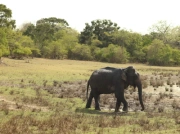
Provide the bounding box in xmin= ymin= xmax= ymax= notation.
xmin=94 ymin=44 xmax=129 ymax=63
xmin=49 ymin=41 xmax=68 ymax=59
xmin=171 ymin=49 xmax=180 ymax=65
xmin=12 ymin=45 xmax=32 ymax=59
xmin=71 ymin=44 xmax=93 ymax=60
xmin=147 ymin=39 xmax=173 ymax=66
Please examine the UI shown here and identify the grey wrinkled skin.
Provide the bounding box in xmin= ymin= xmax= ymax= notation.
xmin=86 ymin=66 xmax=144 ymax=112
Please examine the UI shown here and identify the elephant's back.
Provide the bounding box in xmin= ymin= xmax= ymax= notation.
xmin=88 ymin=67 xmax=122 ymax=90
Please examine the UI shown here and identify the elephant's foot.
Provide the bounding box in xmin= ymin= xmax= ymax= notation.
xmin=86 ymin=106 xmax=91 ymax=109
xmin=122 ymin=107 xmax=128 ymax=112
xmin=115 ymin=107 xmax=120 ymax=112
xmin=114 ymin=109 xmax=120 ymax=113
xmin=95 ymin=107 xmax=101 ymax=111
xmin=85 ymin=103 xmax=91 ymax=108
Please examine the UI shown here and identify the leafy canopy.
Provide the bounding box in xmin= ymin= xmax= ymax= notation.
xmin=0 ymin=4 xmax=15 ymax=28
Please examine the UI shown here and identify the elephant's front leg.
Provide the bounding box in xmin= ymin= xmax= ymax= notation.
xmin=115 ymin=87 xmax=128 ymax=112
xmin=94 ymin=94 xmax=101 ymax=110
xmin=121 ymin=91 xmax=128 ymax=112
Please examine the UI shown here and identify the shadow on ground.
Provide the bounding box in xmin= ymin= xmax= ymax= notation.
xmin=75 ymin=107 xmax=135 ymax=117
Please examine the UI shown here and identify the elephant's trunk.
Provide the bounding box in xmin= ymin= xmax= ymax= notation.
xmin=137 ymin=82 xmax=144 ymax=111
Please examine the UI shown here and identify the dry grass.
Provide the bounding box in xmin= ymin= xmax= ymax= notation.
xmin=1 ymin=58 xmax=180 ymax=133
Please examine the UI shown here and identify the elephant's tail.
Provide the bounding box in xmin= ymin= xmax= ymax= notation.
xmin=86 ymin=80 xmax=90 ymax=101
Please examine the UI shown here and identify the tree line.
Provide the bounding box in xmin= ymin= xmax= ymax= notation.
xmin=1 ymin=4 xmax=180 ymax=66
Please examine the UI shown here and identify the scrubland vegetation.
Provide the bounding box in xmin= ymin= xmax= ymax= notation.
xmin=1 ymin=3 xmax=180 ymax=134
xmin=1 ymin=4 xmax=180 ymax=66
xmin=0 ymin=58 xmax=180 ymax=134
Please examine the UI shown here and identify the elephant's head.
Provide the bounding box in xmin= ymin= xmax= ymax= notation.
xmin=122 ymin=66 xmax=144 ymax=111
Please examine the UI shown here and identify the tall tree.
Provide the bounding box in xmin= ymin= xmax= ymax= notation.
xmin=149 ymin=20 xmax=171 ymax=44
xmin=112 ymin=30 xmax=144 ymax=62
xmin=0 ymin=4 xmax=15 ymax=28
xmin=79 ymin=19 xmax=120 ymax=47
xmin=147 ymin=39 xmax=172 ymax=65
xmin=22 ymin=23 xmax=36 ymax=40
xmin=23 ymin=17 xmax=69 ymax=49
xmin=168 ymin=26 xmax=180 ymax=48
xmin=6 ymin=30 xmax=35 ymax=59
xmin=36 ymin=17 xmax=68 ymax=28
xmin=0 ymin=28 xmax=9 ymax=61
xmin=19 ymin=22 xmax=33 ymax=33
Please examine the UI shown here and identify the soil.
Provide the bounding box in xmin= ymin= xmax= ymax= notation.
xmin=50 ymin=72 xmax=180 ymax=112
xmin=1 ymin=72 xmax=180 ymax=113
xmin=0 ymin=96 xmax=48 ymax=112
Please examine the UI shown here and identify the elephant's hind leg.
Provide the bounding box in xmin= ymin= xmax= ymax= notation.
xmin=94 ymin=93 xmax=101 ymax=110
xmin=115 ymin=98 xmax=121 ymax=112
xmin=86 ymin=91 xmax=93 ymax=108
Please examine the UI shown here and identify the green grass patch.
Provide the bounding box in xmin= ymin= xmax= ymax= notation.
xmin=1 ymin=58 xmax=180 ymax=133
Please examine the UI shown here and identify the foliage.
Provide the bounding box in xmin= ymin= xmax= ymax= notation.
xmin=23 ymin=17 xmax=69 ymax=49
xmin=149 ymin=20 xmax=172 ymax=44
xmin=168 ymin=26 xmax=180 ymax=48
xmin=147 ymin=39 xmax=173 ymax=66
xmin=79 ymin=19 xmax=120 ymax=47
xmin=2 ymin=3 xmax=180 ymax=66
xmin=171 ymin=48 xmax=180 ymax=65
xmin=22 ymin=23 xmax=36 ymax=40
xmin=0 ymin=28 xmax=9 ymax=58
xmin=111 ymin=30 xmax=145 ymax=62
xmin=48 ymin=41 xmax=68 ymax=59
xmin=71 ymin=44 xmax=93 ymax=60
xmin=0 ymin=4 xmax=16 ymax=28
xmin=94 ymin=44 xmax=129 ymax=63
xmin=12 ymin=46 xmax=32 ymax=59
xmin=6 ymin=30 xmax=35 ymax=59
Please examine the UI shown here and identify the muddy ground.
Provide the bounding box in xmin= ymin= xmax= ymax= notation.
xmin=49 ymin=71 xmax=180 ymax=112
xmin=0 ymin=72 xmax=180 ymax=113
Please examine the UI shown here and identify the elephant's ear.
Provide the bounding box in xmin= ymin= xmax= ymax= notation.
xmin=136 ymin=72 xmax=140 ymax=79
xmin=122 ymin=71 xmax=127 ymax=81
xmin=137 ymin=72 xmax=140 ymax=76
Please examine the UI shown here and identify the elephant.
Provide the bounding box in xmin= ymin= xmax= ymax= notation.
xmin=85 ymin=66 xmax=144 ymax=112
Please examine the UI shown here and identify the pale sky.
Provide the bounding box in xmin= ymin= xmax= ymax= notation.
xmin=1 ymin=0 xmax=180 ymax=34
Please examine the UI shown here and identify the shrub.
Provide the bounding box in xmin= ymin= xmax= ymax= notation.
xmin=147 ymin=39 xmax=173 ymax=66
xmin=71 ymin=44 xmax=93 ymax=60
xmin=94 ymin=44 xmax=129 ymax=63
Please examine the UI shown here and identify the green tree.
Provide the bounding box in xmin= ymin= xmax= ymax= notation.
xmin=6 ymin=30 xmax=35 ymax=59
xmin=55 ymin=28 xmax=79 ymax=58
xmin=79 ymin=19 xmax=120 ymax=47
xmin=48 ymin=41 xmax=68 ymax=59
xmin=149 ymin=20 xmax=171 ymax=44
xmin=36 ymin=17 xmax=68 ymax=28
xmin=22 ymin=23 xmax=36 ymax=40
xmin=0 ymin=4 xmax=15 ymax=28
xmin=35 ymin=17 xmax=69 ymax=44
xmin=142 ymin=34 xmax=153 ymax=46
xmin=171 ymin=49 xmax=180 ymax=65
xmin=12 ymin=45 xmax=32 ymax=59
xmin=23 ymin=17 xmax=69 ymax=50
xmin=40 ymin=28 xmax=79 ymax=59
xmin=71 ymin=44 xmax=93 ymax=60
xmin=167 ymin=26 xmax=180 ymax=48
xmin=147 ymin=39 xmax=172 ymax=65
xmin=0 ymin=28 xmax=9 ymax=60
xmin=94 ymin=44 xmax=129 ymax=63
xmin=112 ymin=30 xmax=144 ymax=62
